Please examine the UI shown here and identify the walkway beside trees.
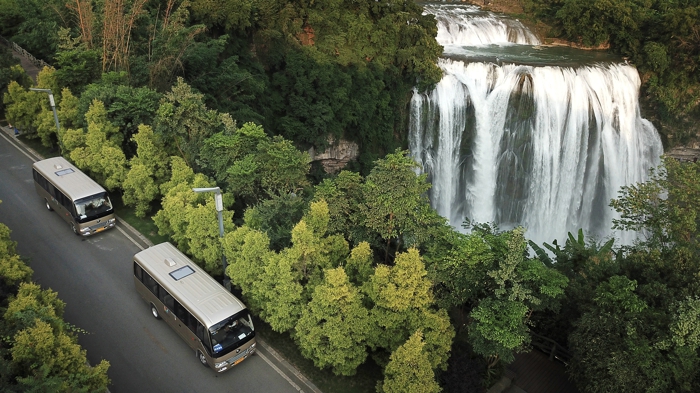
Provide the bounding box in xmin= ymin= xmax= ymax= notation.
xmin=0 ymin=36 xmax=41 ymax=82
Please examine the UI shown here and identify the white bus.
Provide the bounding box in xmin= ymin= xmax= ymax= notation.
xmin=32 ymin=157 xmax=116 ymax=236
xmin=133 ymin=242 xmax=256 ymax=372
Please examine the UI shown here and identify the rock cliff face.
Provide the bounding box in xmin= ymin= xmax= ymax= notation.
xmin=308 ymin=139 xmax=359 ymax=173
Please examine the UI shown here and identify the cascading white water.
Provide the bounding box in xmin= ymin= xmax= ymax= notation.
xmin=410 ymin=4 xmax=663 ymax=245
xmin=425 ymin=4 xmax=539 ymax=47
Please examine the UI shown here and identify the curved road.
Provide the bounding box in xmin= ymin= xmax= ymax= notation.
xmin=0 ymin=131 xmax=314 ymax=393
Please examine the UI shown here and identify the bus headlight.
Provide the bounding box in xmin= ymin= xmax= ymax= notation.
xmin=215 ymin=361 xmax=227 ymax=368
xmin=80 ymin=227 xmax=90 ymax=233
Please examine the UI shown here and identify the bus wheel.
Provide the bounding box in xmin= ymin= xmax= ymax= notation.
xmin=150 ymin=303 xmax=161 ymax=319
xmin=45 ymin=199 xmax=53 ymax=211
xmin=197 ymin=351 xmax=209 ymax=367
xmin=71 ymin=223 xmax=79 ymax=235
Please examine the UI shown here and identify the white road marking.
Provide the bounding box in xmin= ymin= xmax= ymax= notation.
xmin=116 ymin=224 xmax=145 ymax=251
xmin=256 ymin=351 xmax=305 ymax=393
xmin=0 ymin=132 xmax=38 ymax=162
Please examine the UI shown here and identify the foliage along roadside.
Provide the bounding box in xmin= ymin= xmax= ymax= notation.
xmin=3 ymin=64 xmax=570 ymax=392
xmin=0 ymin=201 xmax=110 ymax=392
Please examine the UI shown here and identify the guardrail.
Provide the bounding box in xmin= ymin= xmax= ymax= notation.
xmin=0 ymin=35 xmax=51 ymax=69
xmin=531 ymin=332 xmax=572 ymax=365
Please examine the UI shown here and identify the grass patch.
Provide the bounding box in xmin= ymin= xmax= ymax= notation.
xmin=255 ymin=318 xmax=383 ymax=393
xmin=111 ymin=194 xmax=169 ymax=245
xmin=17 ymin=134 xmax=61 ymax=159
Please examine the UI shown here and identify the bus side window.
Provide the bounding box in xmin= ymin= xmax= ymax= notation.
xmin=133 ymin=262 xmax=143 ymax=282
xmin=33 ymin=170 xmax=49 ymax=191
xmin=48 ymin=183 xmax=58 ymax=199
xmin=186 ymin=313 xmax=198 ymax=333
xmin=159 ymin=287 xmax=175 ymax=310
xmin=143 ymin=271 xmax=159 ymax=295
xmin=174 ymin=301 xmax=192 ymax=326
xmin=58 ymin=192 xmax=72 ymax=211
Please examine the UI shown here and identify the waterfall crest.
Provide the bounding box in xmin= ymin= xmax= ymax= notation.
xmin=410 ymin=5 xmax=663 ymax=245
xmin=425 ymin=4 xmax=540 ymax=47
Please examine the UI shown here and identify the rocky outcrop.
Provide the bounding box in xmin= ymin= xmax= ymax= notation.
xmin=308 ymin=139 xmax=359 ymax=173
xmin=666 ymin=146 xmax=700 ymax=162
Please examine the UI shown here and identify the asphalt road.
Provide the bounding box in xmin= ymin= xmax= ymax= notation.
xmin=0 ymin=132 xmax=312 ymax=393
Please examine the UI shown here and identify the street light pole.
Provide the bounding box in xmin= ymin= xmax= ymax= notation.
xmin=29 ymin=88 xmax=63 ymax=153
xmin=192 ymin=187 xmax=229 ymax=289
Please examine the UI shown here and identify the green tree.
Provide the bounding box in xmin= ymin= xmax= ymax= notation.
xmin=68 ymin=99 xmax=128 ymax=191
xmin=3 ymin=81 xmax=43 ymax=138
xmin=468 ymin=228 xmax=568 ymax=368
xmin=284 ymin=201 xmax=349 ymax=297
xmin=76 ymin=74 xmax=162 ymax=156
xmin=11 ymin=320 xmax=110 ymax=392
xmin=4 ymin=282 xmax=66 ymax=334
xmin=378 ymin=330 xmax=441 ymax=393
xmin=154 ymin=77 xmax=221 ymax=167
xmin=54 ymin=27 xmax=101 ymax=93
xmin=0 ymin=45 xmax=28 ymax=117
xmin=222 ymin=226 xmax=272 ymax=312
xmin=242 ymin=193 xmax=308 ymax=251
xmin=182 ymin=36 xmax=265 ymax=122
xmin=198 ymin=121 xmax=265 ymax=192
xmin=611 ymin=157 xmax=700 ymax=251
xmin=188 ymin=0 xmax=253 ymax=31
xmin=364 ymin=248 xmax=453 ymax=370
xmin=344 ymin=241 xmax=374 ymax=286
xmin=0 ymin=219 xmax=32 ymax=291
xmin=313 ymin=170 xmax=367 ymax=244
xmin=253 ymin=252 xmax=304 ymax=333
xmin=154 ymin=157 xmax=235 ymax=274
xmin=57 ymin=88 xmax=81 ymax=130
xmin=122 ymin=124 xmax=170 ymax=217
xmin=295 ymin=267 xmax=370 ymax=376
xmin=567 ymin=276 xmax=658 ymax=393
xmin=145 ymin=1 xmax=206 ymax=91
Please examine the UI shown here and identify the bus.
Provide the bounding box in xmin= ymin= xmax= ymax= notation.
xmin=32 ymin=157 xmax=116 ymax=236
xmin=133 ymin=242 xmax=256 ymax=372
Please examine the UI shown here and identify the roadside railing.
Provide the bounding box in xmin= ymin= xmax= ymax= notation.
xmin=531 ymin=332 xmax=572 ymax=365
xmin=0 ymin=35 xmax=51 ymax=69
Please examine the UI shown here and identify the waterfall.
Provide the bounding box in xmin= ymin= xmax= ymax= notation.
xmin=410 ymin=4 xmax=663 ymax=246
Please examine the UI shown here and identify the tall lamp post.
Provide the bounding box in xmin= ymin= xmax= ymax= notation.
xmin=192 ymin=187 xmax=229 ymax=289
xmin=29 ymin=88 xmax=63 ymax=153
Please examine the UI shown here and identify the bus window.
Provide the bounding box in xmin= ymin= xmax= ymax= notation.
xmin=134 ymin=262 xmax=143 ymax=282
xmin=208 ymin=311 xmax=255 ymax=357
xmin=159 ymin=287 xmax=175 ymax=310
xmin=143 ymin=272 xmax=159 ymax=295
xmin=174 ymin=301 xmax=190 ymax=324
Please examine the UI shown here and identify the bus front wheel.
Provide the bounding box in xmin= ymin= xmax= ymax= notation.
xmin=197 ymin=351 xmax=209 ymax=368
xmin=71 ymin=223 xmax=79 ymax=235
xmin=45 ymin=199 xmax=53 ymax=211
xmin=150 ymin=303 xmax=161 ymax=319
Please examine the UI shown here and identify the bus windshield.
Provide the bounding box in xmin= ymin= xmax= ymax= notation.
xmin=209 ymin=311 xmax=255 ymax=357
xmin=74 ymin=193 xmax=113 ymax=223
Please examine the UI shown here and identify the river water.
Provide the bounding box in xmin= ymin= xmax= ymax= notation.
xmin=409 ymin=3 xmax=663 ymax=246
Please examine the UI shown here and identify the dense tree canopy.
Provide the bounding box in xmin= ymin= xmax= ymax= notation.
xmin=2 ymin=1 xmax=699 ymax=391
